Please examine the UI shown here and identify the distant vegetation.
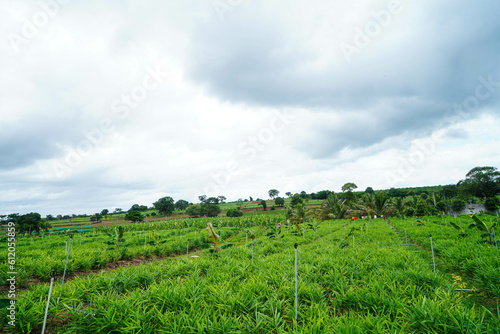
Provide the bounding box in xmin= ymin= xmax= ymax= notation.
xmin=2 ymin=166 xmax=499 ymax=233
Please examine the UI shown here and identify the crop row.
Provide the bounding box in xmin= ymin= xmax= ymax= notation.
xmin=3 ymin=219 xmax=499 ymax=333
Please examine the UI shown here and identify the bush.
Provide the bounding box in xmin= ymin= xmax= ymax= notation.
xmin=404 ymin=207 xmax=415 ymax=217
xmin=226 ymin=208 xmax=243 ymax=217
xmin=484 ymin=197 xmax=499 ymax=212
xmin=451 ymin=198 xmax=466 ymax=212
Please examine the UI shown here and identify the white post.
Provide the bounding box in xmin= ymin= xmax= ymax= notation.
xmin=251 ymin=241 xmax=254 ymax=263
xmin=405 ymin=228 xmax=408 ymax=248
xmin=61 ymin=236 xmax=72 ymax=289
xmin=294 ymin=243 xmax=298 ymax=327
xmin=42 ymin=273 xmax=55 ymax=334
xmin=492 ymin=227 xmax=498 ymax=248
xmin=430 ymin=235 xmax=436 ymax=275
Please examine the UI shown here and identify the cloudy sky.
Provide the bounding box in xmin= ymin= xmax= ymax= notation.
xmin=1 ymin=0 xmax=500 ymax=216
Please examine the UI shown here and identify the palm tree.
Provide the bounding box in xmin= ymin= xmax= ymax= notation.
xmin=391 ymin=197 xmax=405 ymax=217
xmin=372 ymin=193 xmax=390 ymax=216
xmin=292 ymin=203 xmax=312 ymax=224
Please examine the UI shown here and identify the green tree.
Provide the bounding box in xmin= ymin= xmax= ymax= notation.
xmin=202 ymin=197 xmax=221 ymax=217
xmin=90 ymin=213 xmax=102 ymax=224
xmin=484 ymin=197 xmax=499 ymax=212
xmin=153 ymin=196 xmax=175 ymax=217
xmin=198 ymin=195 xmax=207 ymax=203
xmin=100 ymin=209 xmax=109 ymax=219
xmin=365 ymin=187 xmax=374 ymax=194
xmin=17 ymin=213 xmax=41 ymax=234
xmin=260 ymin=200 xmax=267 ymax=211
xmin=312 ymin=190 xmax=331 ymax=199
xmin=175 ymin=200 xmax=189 ymax=211
xmin=217 ymin=195 xmax=227 ymax=203
xmin=391 ymin=197 xmax=405 ymax=217
xmin=290 ymin=194 xmax=303 ymax=207
xmin=268 ymin=189 xmax=279 ymax=199
xmin=285 ymin=192 xmax=292 ymax=198
xmin=436 ymin=201 xmax=447 ymax=213
xmin=226 ymin=208 xmax=243 ymax=217
xmin=186 ymin=204 xmax=203 ymax=217
xmin=342 ymin=182 xmax=358 ymax=193
xmin=292 ymin=203 xmax=312 ymax=225
xmin=342 ymin=182 xmax=358 ymax=203
xmin=451 ymin=198 xmax=467 ymax=213
xmin=442 ymin=184 xmax=457 ymax=198
xmin=129 ymin=204 xmax=141 ymax=212
xmin=274 ymin=197 xmax=285 ymax=207
xmin=415 ymin=200 xmax=427 ymax=217
xmin=124 ymin=211 xmax=144 ymax=223
xmin=458 ymin=166 xmax=500 ymax=199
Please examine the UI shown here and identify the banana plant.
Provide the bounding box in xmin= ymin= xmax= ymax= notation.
xmin=205 ymin=222 xmax=221 ymax=253
xmin=469 ymin=214 xmax=497 ymax=245
xmin=266 ymin=224 xmax=283 ymax=239
xmin=150 ymin=230 xmax=159 ymax=246
xmin=450 ymin=221 xmax=468 ymax=237
xmin=307 ymin=220 xmax=321 ymax=242
xmin=104 ymin=226 xmax=125 ymax=249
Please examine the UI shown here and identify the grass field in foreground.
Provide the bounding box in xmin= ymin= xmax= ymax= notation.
xmin=2 ymin=216 xmax=500 ymax=333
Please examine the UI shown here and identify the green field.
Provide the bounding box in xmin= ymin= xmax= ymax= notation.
xmin=2 ymin=213 xmax=500 ymax=333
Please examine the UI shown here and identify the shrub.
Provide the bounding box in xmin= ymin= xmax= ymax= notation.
xmin=226 ymin=208 xmax=243 ymax=217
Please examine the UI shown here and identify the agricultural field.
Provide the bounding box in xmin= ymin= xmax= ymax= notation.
xmin=1 ymin=214 xmax=500 ymax=333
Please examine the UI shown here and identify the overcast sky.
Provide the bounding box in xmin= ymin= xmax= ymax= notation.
xmin=1 ymin=0 xmax=500 ymax=216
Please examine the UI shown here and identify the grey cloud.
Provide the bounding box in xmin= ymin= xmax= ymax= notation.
xmin=0 ymin=109 xmax=85 ymax=169
xmin=188 ymin=1 xmax=500 ymax=157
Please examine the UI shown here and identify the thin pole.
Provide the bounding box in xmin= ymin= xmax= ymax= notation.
xmin=42 ymin=272 xmax=55 ymax=334
xmin=492 ymin=227 xmax=498 ymax=248
xmin=251 ymin=241 xmax=254 ymax=263
xmin=405 ymin=228 xmax=408 ymax=249
xmin=294 ymin=243 xmax=298 ymax=327
xmin=61 ymin=236 xmax=72 ymax=289
xmin=430 ymin=235 xmax=436 ymax=275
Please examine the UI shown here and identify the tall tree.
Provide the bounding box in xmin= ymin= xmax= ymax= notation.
xmin=285 ymin=192 xmax=292 ymax=198
xmin=153 ymin=196 xmax=175 ymax=217
xmin=201 ymin=197 xmax=221 ymax=217
xmin=290 ymin=194 xmax=303 ymax=207
xmin=198 ymin=195 xmax=207 ymax=203
xmin=17 ymin=212 xmax=41 ymax=234
xmin=125 ymin=211 xmax=144 ymax=223
xmin=217 ymin=195 xmax=227 ymax=203
xmin=268 ymin=189 xmax=279 ymax=199
xmin=274 ymin=197 xmax=285 ymax=207
xmin=457 ymin=166 xmax=500 ymax=199
xmin=90 ymin=213 xmax=102 ymax=224
xmin=342 ymin=182 xmax=358 ymax=202
xmin=260 ymin=200 xmax=267 ymax=211
xmin=175 ymin=199 xmax=189 ymax=211
xmin=100 ymin=209 xmax=109 ymax=219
